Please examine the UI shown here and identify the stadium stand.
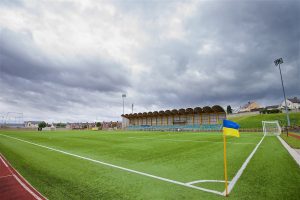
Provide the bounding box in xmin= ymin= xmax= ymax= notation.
xmin=121 ymin=105 xmax=226 ymax=131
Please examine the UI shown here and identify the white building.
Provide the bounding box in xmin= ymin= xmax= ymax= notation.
xmin=280 ymin=97 xmax=300 ymax=110
xmin=24 ymin=121 xmax=42 ymax=128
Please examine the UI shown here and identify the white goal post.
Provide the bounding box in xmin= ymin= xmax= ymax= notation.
xmin=262 ymin=121 xmax=282 ymax=136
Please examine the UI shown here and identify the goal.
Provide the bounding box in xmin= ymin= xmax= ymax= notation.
xmin=262 ymin=121 xmax=282 ymax=136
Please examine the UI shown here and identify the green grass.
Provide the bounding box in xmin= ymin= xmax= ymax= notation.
xmin=228 ymin=112 xmax=300 ymax=128
xmin=281 ymin=133 xmax=300 ymax=149
xmin=0 ymin=130 xmax=299 ymax=199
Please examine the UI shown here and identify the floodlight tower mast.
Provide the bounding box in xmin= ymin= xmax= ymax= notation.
xmin=274 ymin=58 xmax=290 ymax=127
xmin=122 ymin=94 xmax=126 ymax=115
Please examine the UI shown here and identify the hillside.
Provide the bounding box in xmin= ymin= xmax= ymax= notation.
xmin=228 ymin=112 xmax=300 ymax=129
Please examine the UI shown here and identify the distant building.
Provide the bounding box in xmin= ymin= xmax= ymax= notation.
xmin=265 ymin=105 xmax=279 ymax=111
xmin=280 ymin=97 xmax=300 ymax=110
xmin=24 ymin=121 xmax=43 ymax=128
xmin=66 ymin=122 xmax=97 ymax=130
xmin=102 ymin=121 xmax=122 ymax=130
xmin=239 ymin=102 xmax=262 ymax=113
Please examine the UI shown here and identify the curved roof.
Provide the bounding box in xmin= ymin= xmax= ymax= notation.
xmin=212 ymin=105 xmax=225 ymax=113
xmin=171 ymin=109 xmax=178 ymax=115
xmin=178 ymin=108 xmax=186 ymax=114
xmin=202 ymin=106 xmax=213 ymax=113
xmin=194 ymin=107 xmax=202 ymax=113
xmin=122 ymin=105 xmax=225 ymax=118
xmin=158 ymin=110 xmax=165 ymax=115
xmin=165 ymin=110 xmax=172 ymax=115
xmin=186 ymin=108 xmax=194 ymax=114
xmin=142 ymin=112 xmax=148 ymax=117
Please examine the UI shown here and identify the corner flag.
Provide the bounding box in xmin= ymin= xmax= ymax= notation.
xmin=223 ymin=119 xmax=240 ymax=137
xmin=222 ymin=119 xmax=240 ymax=197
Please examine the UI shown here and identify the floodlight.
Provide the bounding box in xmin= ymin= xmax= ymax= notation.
xmin=274 ymin=58 xmax=283 ymax=66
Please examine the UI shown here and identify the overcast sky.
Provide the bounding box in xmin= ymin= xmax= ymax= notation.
xmin=0 ymin=0 xmax=299 ymax=123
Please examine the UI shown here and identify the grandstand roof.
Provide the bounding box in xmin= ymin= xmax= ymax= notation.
xmin=122 ymin=105 xmax=225 ymax=118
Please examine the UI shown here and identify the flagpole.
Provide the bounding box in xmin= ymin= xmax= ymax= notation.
xmin=223 ymin=134 xmax=228 ymax=196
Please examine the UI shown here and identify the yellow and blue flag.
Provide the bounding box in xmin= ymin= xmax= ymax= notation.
xmin=223 ymin=119 xmax=240 ymax=137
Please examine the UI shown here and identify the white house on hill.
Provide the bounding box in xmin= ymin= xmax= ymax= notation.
xmin=25 ymin=121 xmax=42 ymax=128
xmin=280 ymin=97 xmax=300 ymax=110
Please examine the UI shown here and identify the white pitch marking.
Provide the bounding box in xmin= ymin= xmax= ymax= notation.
xmin=0 ymin=134 xmax=224 ymax=196
xmin=128 ymin=137 xmax=256 ymax=145
xmin=225 ymin=135 xmax=265 ymax=195
xmin=186 ymin=180 xmax=231 ymax=185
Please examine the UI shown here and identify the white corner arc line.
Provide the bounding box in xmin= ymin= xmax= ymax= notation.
xmin=226 ymin=135 xmax=265 ymax=194
xmin=186 ymin=180 xmax=230 ymax=185
xmin=0 ymin=134 xmax=224 ymax=196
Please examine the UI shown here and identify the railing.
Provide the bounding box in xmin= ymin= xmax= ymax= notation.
xmin=127 ymin=124 xmax=223 ymax=131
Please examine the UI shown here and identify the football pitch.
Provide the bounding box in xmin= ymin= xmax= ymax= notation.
xmin=0 ymin=130 xmax=299 ymax=200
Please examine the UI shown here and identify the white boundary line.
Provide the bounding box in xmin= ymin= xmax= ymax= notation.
xmin=186 ymin=180 xmax=230 ymax=185
xmin=225 ymin=135 xmax=265 ymax=195
xmin=128 ymin=137 xmax=256 ymax=145
xmin=0 ymin=134 xmax=224 ymax=196
xmin=277 ymin=136 xmax=300 ymax=167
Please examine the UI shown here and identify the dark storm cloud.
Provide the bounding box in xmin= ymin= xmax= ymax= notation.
xmin=128 ymin=0 xmax=300 ymax=109
xmin=0 ymin=0 xmax=299 ymax=121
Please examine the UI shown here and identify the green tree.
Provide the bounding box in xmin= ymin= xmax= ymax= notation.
xmin=96 ymin=122 xmax=101 ymax=127
xmin=226 ymin=105 xmax=232 ymax=114
xmin=38 ymin=121 xmax=47 ymax=129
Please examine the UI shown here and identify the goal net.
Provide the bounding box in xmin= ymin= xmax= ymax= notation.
xmin=262 ymin=121 xmax=282 ymax=136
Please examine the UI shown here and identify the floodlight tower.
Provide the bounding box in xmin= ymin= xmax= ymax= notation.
xmin=274 ymin=58 xmax=290 ymax=127
xmin=122 ymin=94 xmax=126 ymax=115
xmin=132 ymin=103 xmax=134 ymax=114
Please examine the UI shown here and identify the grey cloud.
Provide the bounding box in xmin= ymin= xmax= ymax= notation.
xmin=129 ymin=0 xmax=299 ymax=110
xmin=0 ymin=28 xmax=130 ymax=93
xmin=0 ymin=0 xmax=299 ymax=121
